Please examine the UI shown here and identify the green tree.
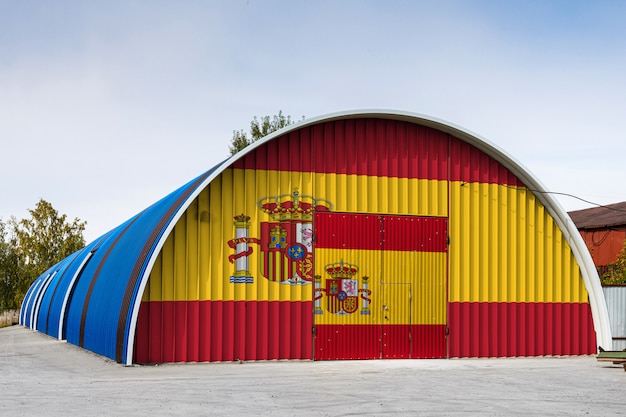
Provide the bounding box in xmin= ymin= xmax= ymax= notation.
xmin=0 ymin=219 xmax=21 ymax=310
xmin=229 ymin=111 xmax=303 ymax=155
xmin=0 ymin=199 xmax=87 ymax=311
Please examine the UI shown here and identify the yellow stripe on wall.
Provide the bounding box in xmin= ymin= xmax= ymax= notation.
xmin=314 ymin=248 xmax=447 ymax=326
xmin=212 ymin=168 xmax=449 ymax=218
xmin=144 ymin=169 xmax=449 ymax=302
xmin=143 ymin=170 xmax=589 ymax=307
xmin=448 ymin=181 xmax=588 ymax=303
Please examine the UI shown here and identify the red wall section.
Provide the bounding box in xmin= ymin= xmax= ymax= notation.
xmin=315 ymin=324 xmax=381 ymax=360
xmin=233 ymin=119 xmax=450 ymax=180
xmin=448 ymin=137 xmax=525 ymax=186
xmin=315 ymin=212 xmax=381 ymax=250
xmin=448 ymin=302 xmax=596 ymax=357
xmin=579 ymin=228 xmax=626 ymax=268
xmin=234 ymin=119 xmax=525 ymax=188
xmin=134 ymin=301 xmax=313 ymax=363
xmin=315 ymin=213 xmax=448 ymax=252
xmin=315 ymin=324 xmax=446 ymax=360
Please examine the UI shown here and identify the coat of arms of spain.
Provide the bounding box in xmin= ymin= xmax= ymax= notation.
xmin=228 ymin=188 xmax=332 ymax=285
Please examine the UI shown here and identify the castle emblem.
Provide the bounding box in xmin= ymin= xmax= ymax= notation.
xmin=314 ymin=260 xmax=372 ymax=315
xmin=228 ymin=188 xmax=332 ymax=285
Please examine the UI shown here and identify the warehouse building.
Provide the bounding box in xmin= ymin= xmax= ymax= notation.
xmin=569 ymin=201 xmax=626 ymax=277
xmin=21 ymin=110 xmax=611 ymax=365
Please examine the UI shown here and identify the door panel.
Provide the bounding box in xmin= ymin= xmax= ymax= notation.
xmin=313 ymin=213 xmax=381 ymax=360
xmin=382 ymin=215 xmax=448 ymax=359
xmin=381 ymin=282 xmax=412 ymax=358
xmin=313 ymin=213 xmax=447 ymax=360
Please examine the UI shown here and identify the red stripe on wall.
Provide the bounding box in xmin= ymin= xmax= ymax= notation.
xmin=134 ymin=300 xmax=313 ymax=364
xmin=448 ymin=302 xmax=596 ymax=358
xmin=232 ymin=119 xmax=525 ymax=187
xmin=315 ymin=213 xmax=447 ymax=252
xmin=448 ymin=137 xmax=525 ymax=186
xmin=315 ymin=213 xmax=380 ymax=250
xmin=382 ymin=216 xmax=447 ymax=252
xmin=135 ymin=300 xmax=596 ymax=362
xmin=315 ymin=324 xmax=380 ymax=360
xmin=233 ymin=119 xmax=450 ymax=180
xmin=315 ymin=324 xmax=446 ymax=360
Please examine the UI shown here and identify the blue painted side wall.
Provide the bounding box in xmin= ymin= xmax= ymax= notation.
xmin=21 ymin=166 xmax=221 ymax=363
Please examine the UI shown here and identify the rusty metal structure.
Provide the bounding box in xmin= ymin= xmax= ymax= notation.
xmin=569 ymin=201 xmax=626 ymax=276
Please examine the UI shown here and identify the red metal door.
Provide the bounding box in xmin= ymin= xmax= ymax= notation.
xmin=381 ymin=282 xmax=412 ymax=358
xmin=313 ymin=213 xmax=448 ymax=360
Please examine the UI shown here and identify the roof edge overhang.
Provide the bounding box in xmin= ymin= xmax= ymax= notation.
xmin=124 ymin=109 xmax=611 ymax=363
xmin=577 ymin=223 xmax=626 ymax=231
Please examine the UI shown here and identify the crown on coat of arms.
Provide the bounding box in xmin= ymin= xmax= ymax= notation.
xmin=257 ymin=188 xmax=333 ymax=221
xmin=325 ymin=260 xmax=358 ymax=279
xmin=233 ymin=214 xmax=251 ymax=227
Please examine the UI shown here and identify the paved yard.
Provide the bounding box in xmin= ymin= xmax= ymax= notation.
xmin=1 ymin=326 xmax=625 ymax=416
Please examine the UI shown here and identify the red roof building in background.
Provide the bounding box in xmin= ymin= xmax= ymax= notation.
xmin=569 ymin=201 xmax=626 ymax=276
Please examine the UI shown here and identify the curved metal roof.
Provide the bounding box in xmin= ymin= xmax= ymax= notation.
xmin=21 ymin=110 xmax=612 ymax=364
xmin=21 ymin=162 xmax=226 ymax=363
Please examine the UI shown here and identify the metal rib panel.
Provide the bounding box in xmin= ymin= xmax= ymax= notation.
xmin=32 ymin=270 xmax=58 ymax=331
xmin=35 ymin=251 xmax=81 ymax=336
xmin=25 ymin=270 xmax=53 ymax=329
xmin=19 ymin=275 xmax=40 ymax=326
xmin=602 ymin=286 xmax=626 ymax=350
xmin=63 ymin=220 xmax=131 ymax=349
xmin=20 ymin=274 xmax=45 ymax=327
xmin=447 ymin=141 xmax=597 ymax=356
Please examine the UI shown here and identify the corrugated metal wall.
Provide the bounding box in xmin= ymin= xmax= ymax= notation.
xmin=579 ymin=228 xmax=626 ymax=271
xmin=133 ymin=118 xmax=596 ymax=363
xmin=602 ymin=286 xmax=626 ymax=350
xmin=136 ymin=185 xmax=313 ymax=363
xmin=447 ymin=141 xmax=596 ymax=356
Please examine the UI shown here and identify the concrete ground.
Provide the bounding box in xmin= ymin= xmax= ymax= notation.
xmin=1 ymin=326 xmax=625 ymax=416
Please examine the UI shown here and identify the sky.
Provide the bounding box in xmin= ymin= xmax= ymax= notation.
xmin=1 ymin=0 xmax=626 ymax=243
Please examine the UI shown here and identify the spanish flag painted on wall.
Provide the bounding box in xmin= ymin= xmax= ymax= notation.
xmin=133 ymin=118 xmax=596 ymax=364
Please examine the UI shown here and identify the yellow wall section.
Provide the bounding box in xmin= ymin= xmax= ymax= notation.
xmin=312 ymin=171 xmax=447 ymax=216
xmin=144 ymin=169 xmax=448 ymax=303
xmin=143 ymin=168 xmax=589 ymax=307
xmin=143 ymin=190 xmax=211 ymax=303
xmin=314 ymin=248 xmax=447 ymax=326
xmin=448 ymin=181 xmax=589 ymax=303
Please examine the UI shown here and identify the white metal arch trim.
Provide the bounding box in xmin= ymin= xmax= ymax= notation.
xmin=20 ymin=276 xmax=43 ymax=327
xmin=31 ymin=270 xmax=58 ymax=331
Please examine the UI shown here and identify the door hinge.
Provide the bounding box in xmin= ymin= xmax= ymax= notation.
xmin=446 ymin=236 xmax=450 ymax=245
xmin=446 ymin=326 xmax=450 ymax=336
xmin=312 ymin=325 xmax=317 ymax=337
